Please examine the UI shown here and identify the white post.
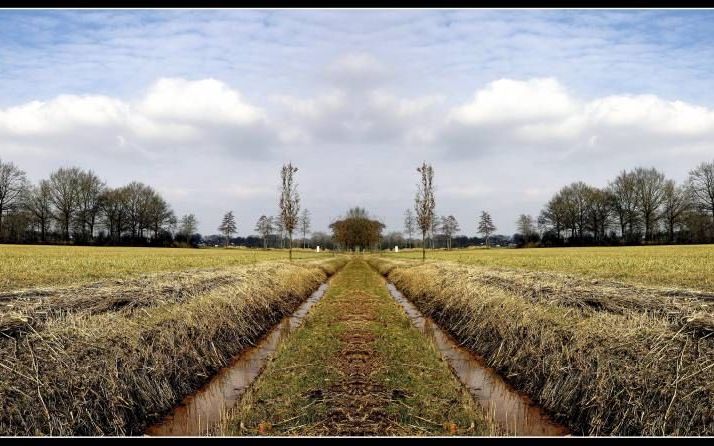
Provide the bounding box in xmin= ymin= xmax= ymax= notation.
xmin=316 ymin=245 xmax=320 ymax=253
xmin=394 ymin=245 xmax=399 ymax=252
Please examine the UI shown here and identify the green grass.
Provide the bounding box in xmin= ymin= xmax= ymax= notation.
xmin=221 ymin=258 xmax=492 ymax=436
xmin=0 ymin=244 xmax=329 ymax=291
xmin=385 ymin=245 xmax=714 ymax=291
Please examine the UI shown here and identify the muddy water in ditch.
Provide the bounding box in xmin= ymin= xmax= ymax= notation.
xmin=387 ymin=283 xmax=569 ymax=436
xmin=145 ymin=283 xmax=329 ymax=436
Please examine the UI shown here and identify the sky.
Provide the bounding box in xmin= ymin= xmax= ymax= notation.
xmin=2 ymin=9 xmax=714 ymax=236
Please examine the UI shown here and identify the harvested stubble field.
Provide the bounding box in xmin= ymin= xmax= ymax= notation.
xmin=387 ymin=245 xmax=714 ymax=291
xmin=0 ymin=244 xmax=327 ymax=292
xmin=0 ymin=254 xmax=348 ymax=435
xmin=368 ymin=256 xmax=714 ymax=436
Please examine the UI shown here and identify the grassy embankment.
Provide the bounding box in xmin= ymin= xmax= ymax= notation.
xmin=0 ymin=256 xmax=348 ymax=435
xmin=221 ymin=258 xmax=494 ymax=436
xmin=386 ymin=244 xmax=714 ymax=291
xmin=0 ymin=244 xmax=329 ymax=291
xmin=368 ymin=256 xmax=714 ymax=436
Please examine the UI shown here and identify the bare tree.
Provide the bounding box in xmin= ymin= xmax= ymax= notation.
xmin=403 ymin=208 xmax=415 ymax=248
xmin=99 ymin=187 xmax=129 ymax=243
xmin=539 ymin=193 xmax=568 ymax=241
xmin=585 ymin=187 xmax=613 ymax=243
xmin=123 ymin=182 xmax=150 ymax=240
xmin=430 ymin=214 xmax=440 ymax=249
xmin=440 ymin=215 xmax=459 ymax=250
xmin=662 ymin=180 xmax=690 ymax=243
xmin=48 ymin=167 xmax=82 ymax=241
xmin=299 ymin=208 xmax=311 ymax=248
xmin=279 ymin=163 xmax=300 ymax=261
xmin=255 ymin=215 xmax=273 ymax=249
xmin=687 ymin=160 xmax=714 ymax=227
xmin=218 ymin=211 xmax=237 ymax=248
xmin=273 ymin=215 xmax=284 ymax=248
xmin=76 ymin=170 xmax=106 ymax=241
xmin=179 ymin=214 xmax=198 ymax=245
xmin=25 ymin=180 xmax=53 ymax=242
xmin=562 ymin=182 xmax=590 ymax=240
xmin=516 ymin=214 xmax=536 ymax=238
xmin=145 ymin=193 xmax=174 ymax=241
xmin=634 ymin=167 xmax=666 ymax=242
xmin=415 ymin=162 xmax=435 ymax=261
xmin=608 ymin=170 xmax=640 ymax=242
xmin=0 ymin=159 xmax=29 ymax=240
xmin=477 ymin=211 xmax=496 ymax=247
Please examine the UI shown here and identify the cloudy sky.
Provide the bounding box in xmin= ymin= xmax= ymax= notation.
xmin=2 ymin=9 xmax=714 ymax=236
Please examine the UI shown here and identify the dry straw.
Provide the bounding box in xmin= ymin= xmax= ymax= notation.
xmin=369 ymin=257 xmax=713 ymax=436
xmin=0 ymin=257 xmax=348 ymax=435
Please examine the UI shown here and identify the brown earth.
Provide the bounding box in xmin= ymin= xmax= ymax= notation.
xmin=310 ymin=292 xmax=400 ymax=435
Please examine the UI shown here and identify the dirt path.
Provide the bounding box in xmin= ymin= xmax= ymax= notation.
xmin=221 ymin=258 xmax=492 ymax=436
xmin=322 ymin=291 xmax=392 ymax=435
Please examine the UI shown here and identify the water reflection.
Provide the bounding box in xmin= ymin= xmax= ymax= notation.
xmin=387 ymin=283 xmax=569 ymax=437
xmin=145 ymin=283 xmax=329 ymax=436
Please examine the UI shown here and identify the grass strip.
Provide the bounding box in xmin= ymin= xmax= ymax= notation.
xmin=221 ymin=258 xmax=493 ymax=436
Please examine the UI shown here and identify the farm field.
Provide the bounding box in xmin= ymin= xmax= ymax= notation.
xmin=1 ymin=245 xmax=713 ymax=436
xmin=368 ymin=256 xmax=714 ymax=435
xmin=386 ymin=244 xmax=714 ymax=291
xmin=0 ymin=254 xmax=348 ymax=435
xmin=0 ymin=244 xmax=328 ymax=291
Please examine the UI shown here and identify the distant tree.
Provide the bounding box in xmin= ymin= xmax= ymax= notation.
xmin=634 ymin=167 xmax=666 ymax=242
xmin=255 ymin=215 xmax=274 ymax=249
xmin=440 ymin=215 xmax=459 ymax=250
xmin=167 ymin=214 xmax=178 ymax=239
xmin=609 ymin=170 xmax=640 ymax=242
xmin=270 ymin=216 xmax=280 ymax=248
xmin=310 ymin=231 xmax=333 ymax=250
xmin=25 ymin=180 xmax=53 ymax=242
xmin=0 ymin=159 xmax=29 ymax=240
xmin=539 ymin=192 xmax=568 ymax=242
xmin=99 ymin=187 xmax=129 ymax=243
xmin=299 ymin=208 xmax=311 ymax=248
xmin=218 ymin=211 xmax=237 ymax=248
xmin=329 ymin=207 xmax=385 ymax=251
xmin=567 ymin=182 xmax=591 ymax=241
xmin=430 ymin=214 xmax=441 ymax=249
xmin=145 ymin=193 xmax=174 ymax=241
xmin=662 ymin=180 xmax=690 ymax=243
xmin=122 ymin=182 xmax=149 ymax=240
xmin=48 ymin=167 xmax=83 ymax=241
xmin=279 ymin=163 xmax=300 ymax=261
xmin=516 ymin=214 xmax=536 ymax=238
xmin=585 ymin=187 xmax=613 ymax=243
xmin=415 ymin=162 xmax=435 ymax=261
xmin=383 ymin=231 xmax=405 ymax=250
xmin=403 ymin=208 xmax=416 ymax=248
xmin=687 ymin=160 xmax=714 ymax=228
xmin=75 ymin=170 xmax=106 ymax=241
xmin=477 ymin=211 xmax=496 ymax=247
xmin=179 ymin=214 xmax=198 ymax=245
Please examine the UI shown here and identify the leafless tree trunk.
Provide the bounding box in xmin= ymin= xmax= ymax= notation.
xmin=279 ymin=163 xmax=300 ymax=261
xmin=0 ymin=159 xmax=29 ymax=240
xmin=415 ymin=162 xmax=435 ymax=262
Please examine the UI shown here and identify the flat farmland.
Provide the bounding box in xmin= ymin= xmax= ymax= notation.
xmin=0 ymin=245 xmax=328 ymax=291
xmin=386 ymin=245 xmax=714 ymax=291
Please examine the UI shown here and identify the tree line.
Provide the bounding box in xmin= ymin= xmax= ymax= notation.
xmin=0 ymin=159 xmax=205 ymax=246
xmin=520 ymin=160 xmax=714 ymax=247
